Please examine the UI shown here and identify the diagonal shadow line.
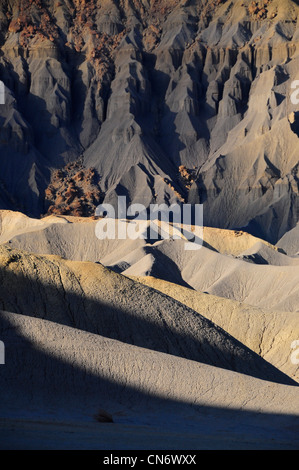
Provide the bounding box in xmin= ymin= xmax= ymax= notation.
xmin=0 ymin=311 xmax=298 ymax=450
xmin=0 ymin=251 xmax=296 ymax=387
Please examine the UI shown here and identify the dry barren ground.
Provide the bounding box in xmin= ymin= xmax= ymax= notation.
xmin=0 ymin=211 xmax=298 ymax=449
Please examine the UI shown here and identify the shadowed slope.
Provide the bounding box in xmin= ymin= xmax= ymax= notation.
xmin=2 ymin=212 xmax=299 ymax=312
xmin=0 ymin=310 xmax=298 ymax=450
xmin=128 ymin=275 xmax=299 ymax=382
xmin=0 ymin=244 xmax=296 ymax=386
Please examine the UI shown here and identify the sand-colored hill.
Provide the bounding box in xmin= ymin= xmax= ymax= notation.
xmin=277 ymin=223 xmax=299 ymax=257
xmin=1 ymin=0 xmax=299 ymax=449
xmin=237 ymin=241 xmax=299 ymax=266
xmin=0 ymin=211 xmax=299 ymax=448
xmin=0 ymin=244 xmax=292 ymax=385
xmin=1 ymin=211 xmax=298 ymax=312
xmin=0 ymin=209 xmax=282 ymax=255
xmin=120 ymin=239 xmax=299 ymax=311
xmin=2 ymin=309 xmax=298 ymax=415
xmin=0 ymin=309 xmax=298 ymax=451
xmin=0 ymin=312 xmax=299 ymax=422
xmin=128 ymin=275 xmax=299 ymax=382
xmin=0 ymin=210 xmax=68 ymax=244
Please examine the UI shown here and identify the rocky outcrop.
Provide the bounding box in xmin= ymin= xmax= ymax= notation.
xmin=0 ymin=0 xmax=299 ymax=241
xmin=45 ymin=159 xmax=104 ymax=216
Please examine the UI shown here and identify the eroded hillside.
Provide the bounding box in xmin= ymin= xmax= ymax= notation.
xmin=0 ymin=0 xmax=299 ymax=241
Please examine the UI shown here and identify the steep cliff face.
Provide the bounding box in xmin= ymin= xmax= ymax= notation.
xmin=0 ymin=0 xmax=299 ymax=241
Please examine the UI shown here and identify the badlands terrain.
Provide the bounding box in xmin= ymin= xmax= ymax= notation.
xmin=0 ymin=0 xmax=298 ymax=243
xmin=0 ymin=210 xmax=298 ymax=449
xmin=0 ymin=0 xmax=299 ymax=451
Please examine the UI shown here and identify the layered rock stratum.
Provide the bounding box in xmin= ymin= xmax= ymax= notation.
xmin=0 ymin=0 xmax=299 ymax=242
xmin=1 ymin=1 xmax=299 ymax=450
